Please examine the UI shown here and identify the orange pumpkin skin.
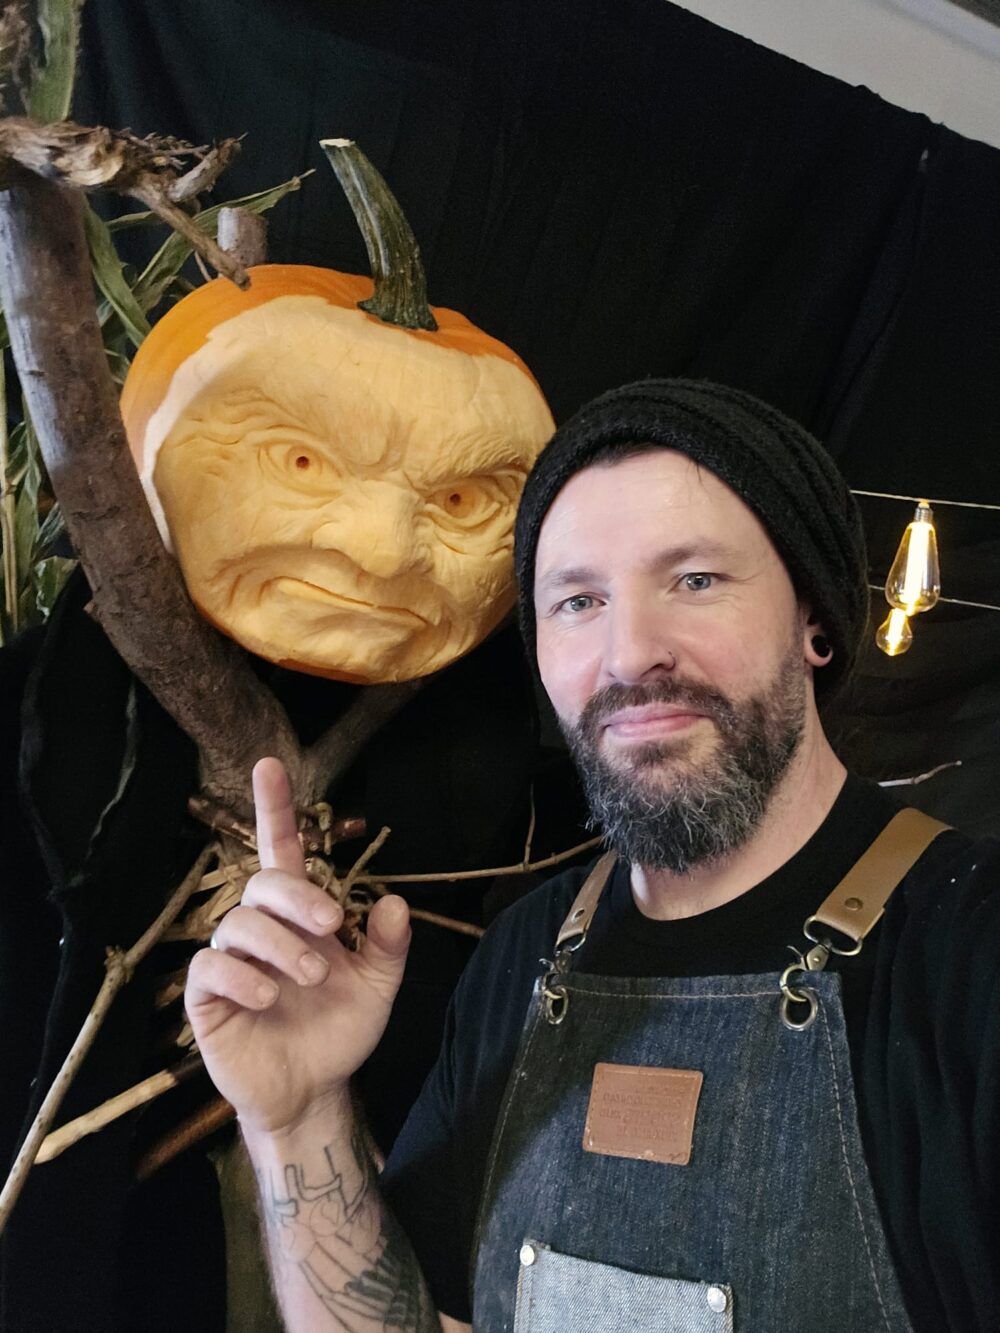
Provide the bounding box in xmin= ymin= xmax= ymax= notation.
xmin=121 ymin=264 xmax=541 ymax=480
xmin=120 ymin=264 xmax=555 ymax=684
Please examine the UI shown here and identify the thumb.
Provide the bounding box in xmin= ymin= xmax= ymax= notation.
xmin=359 ymin=895 xmax=411 ymax=993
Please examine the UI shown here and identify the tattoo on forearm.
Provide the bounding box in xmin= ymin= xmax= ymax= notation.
xmin=258 ymin=1124 xmax=438 ymax=1331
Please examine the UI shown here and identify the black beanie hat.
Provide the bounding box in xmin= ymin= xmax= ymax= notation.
xmin=515 ymin=378 xmax=868 ymax=697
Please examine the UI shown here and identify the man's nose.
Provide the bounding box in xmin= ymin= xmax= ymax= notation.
xmin=603 ymin=596 xmax=677 ymax=684
xmin=311 ymin=483 xmax=419 ymax=581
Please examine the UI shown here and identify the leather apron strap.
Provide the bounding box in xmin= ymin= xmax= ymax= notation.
xmin=806 ymin=806 xmax=950 ymax=948
xmin=554 ymin=807 xmax=950 ymax=957
xmin=555 ymin=851 xmax=618 ymax=952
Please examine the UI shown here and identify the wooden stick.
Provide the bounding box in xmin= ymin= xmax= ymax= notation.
xmin=365 ymin=895 xmax=484 ymax=940
xmin=135 ymin=1094 xmax=235 ymax=1183
xmin=351 ymin=835 xmax=604 ymax=886
xmin=340 ymin=825 xmax=391 ymax=900
xmin=304 ymin=680 xmax=424 ymax=793
xmin=36 ymin=1053 xmax=204 ymax=1164
xmin=0 ymin=843 xmax=217 ymax=1235
xmin=217 ymin=204 xmax=267 ymax=268
xmin=0 ymin=174 xmax=309 ymax=812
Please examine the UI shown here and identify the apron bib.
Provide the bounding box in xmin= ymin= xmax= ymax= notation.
xmin=471 ymin=811 xmax=947 ymax=1332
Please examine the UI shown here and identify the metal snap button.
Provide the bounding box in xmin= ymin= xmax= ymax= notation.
xmin=519 ymin=1244 xmax=537 ymax=1267
xmin=706 ymin=1285 xmax=728 ymax=1313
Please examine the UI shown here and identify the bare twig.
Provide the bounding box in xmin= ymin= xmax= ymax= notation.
xmin=187 ymin=795 xmax=257 ymax=849
xmin=0 ymin=842 xmax=217 ymax=1235
xmin=340 ymin=825 xmax=391 ymax=900
xmin=364 ymin=887 xmax=484 ymax=940
xmin=135 ymin=1095 xmax=235 ymax=1183
xmin=27 ymin=819 xmax=574 ymax=1162
xmin=186 ymin=793 xmax=366 ymax=859
xmin=407 ymin=908 xmax=484 ymax=938
xmin=129 ymin=179 xmax=248 ymax=288
xmin=36 ymin=1053 xmax=203 ymax=1164
xmin=352 ymin=835 xmax=604 ymax=886
xmin=168 ymin=138 xmax=241 ymax=203
xmin=879 ymin=760 xmax=962 ymax=787
xmin=522 ymin=785 xmax=537 ymax=866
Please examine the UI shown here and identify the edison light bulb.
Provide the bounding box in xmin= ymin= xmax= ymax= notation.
xmin=885 ymin=501 xmax=940 ymax=615
xmin=876 ymin=607 xmax=913 ymax=656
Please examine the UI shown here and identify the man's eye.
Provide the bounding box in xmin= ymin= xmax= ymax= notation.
xmin=560 ymin=594 xmax=596 ymax=614
xmin=683 ymin=572 xmax=714 ymax=592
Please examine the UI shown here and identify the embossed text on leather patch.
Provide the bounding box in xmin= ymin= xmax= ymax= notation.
xmin=583 ymin=1063 xmax=703 ymax=1166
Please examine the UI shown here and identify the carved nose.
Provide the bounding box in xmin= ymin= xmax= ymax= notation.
xmin=311 ymin=486 xmax=418 ymax=580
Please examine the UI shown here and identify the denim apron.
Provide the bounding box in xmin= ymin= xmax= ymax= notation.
xmin=471 ymin=810 xmax=947 ymax=1332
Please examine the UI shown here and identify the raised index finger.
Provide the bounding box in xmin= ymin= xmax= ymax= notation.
xmin=253 ymin=757 xmax=307 ymax=877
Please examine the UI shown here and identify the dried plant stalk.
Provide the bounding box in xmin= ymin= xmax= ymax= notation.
xmin=0 ymin=843 xmax=217 ymax=1235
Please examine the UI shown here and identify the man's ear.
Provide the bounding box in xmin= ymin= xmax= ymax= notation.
xmin=803 ymin=612 xmax=833 ymax=667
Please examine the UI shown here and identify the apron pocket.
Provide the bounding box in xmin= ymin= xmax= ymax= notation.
xmin=512 ymin=1239 xmax=734 ymax=1332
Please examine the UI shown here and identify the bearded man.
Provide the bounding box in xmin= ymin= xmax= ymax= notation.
xmin=187 ymin=380 xmax=1000 ymax=1332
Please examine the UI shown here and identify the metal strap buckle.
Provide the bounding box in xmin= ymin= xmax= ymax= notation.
xmin=779 ymin=939 xmax=831 ymax=1032
xmin=540 ymin=953 xmax=572 ymax=1025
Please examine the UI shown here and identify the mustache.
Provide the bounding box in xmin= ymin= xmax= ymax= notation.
xmin=576 ymin=678 xmax=739 ymax=743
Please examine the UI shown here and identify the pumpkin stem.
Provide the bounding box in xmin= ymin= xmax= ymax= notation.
xmin=321 ymin=138 xmax=437 ymax=332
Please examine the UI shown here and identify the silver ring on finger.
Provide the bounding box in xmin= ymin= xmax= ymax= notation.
xmin=209 ymin=929 xmax=221 ymax=950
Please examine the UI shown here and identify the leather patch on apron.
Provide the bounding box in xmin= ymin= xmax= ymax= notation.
xmin=583 ymin=1062 xmax=703 ymax=1166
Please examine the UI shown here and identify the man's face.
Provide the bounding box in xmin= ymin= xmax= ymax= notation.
xmin=148 ymin=299 xmax=552 ymax=681
xmin=533 ymin=449 xmax=813 ymax=870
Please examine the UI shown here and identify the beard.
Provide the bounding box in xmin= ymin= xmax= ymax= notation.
xmin=562 ymin=643 xmax=807 ymax=874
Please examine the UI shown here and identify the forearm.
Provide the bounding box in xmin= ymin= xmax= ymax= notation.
xmin=244 ymin=1092 xmax=440 ymax=1333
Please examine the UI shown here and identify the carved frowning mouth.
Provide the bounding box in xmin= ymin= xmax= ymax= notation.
xmin=270 ymin=577 xmax=431 ymax=627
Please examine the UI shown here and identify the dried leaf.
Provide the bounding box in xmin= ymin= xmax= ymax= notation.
xmin=0 ymin=2 xmax=32 ymax=114
xmin=83 ymin=202 xmax=151 ymax=348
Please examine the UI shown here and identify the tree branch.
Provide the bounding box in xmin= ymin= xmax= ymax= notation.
xmin=0 ymin=174 xmax=308 ymax=810
xmin=303 ymin=679 xmax=425 ymax=794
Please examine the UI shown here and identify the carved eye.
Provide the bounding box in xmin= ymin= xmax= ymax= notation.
xmin=260 ymin=442 xmax=332 ymax=489
xmin=427 ymin=478 xmax=505 ymax=528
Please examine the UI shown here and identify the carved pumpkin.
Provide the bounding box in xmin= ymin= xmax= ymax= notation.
xmin=121 ymin=141 xmax=554 ymax=684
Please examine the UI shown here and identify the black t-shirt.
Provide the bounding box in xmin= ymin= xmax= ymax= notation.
xmin=381 ymin=775 xmax=1000 ymax=1330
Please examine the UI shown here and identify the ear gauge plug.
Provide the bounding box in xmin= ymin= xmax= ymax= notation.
xmin=811 ymin=634 xmax=832 ymax=660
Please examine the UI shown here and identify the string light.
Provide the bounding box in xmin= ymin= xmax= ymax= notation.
xmin=851 ymin=489 xmax=1000 ymax=655
xmin=875 ymin=607 xmax=913 ymax=656
xmin=871 ymin=501 xmax=940 ymax=656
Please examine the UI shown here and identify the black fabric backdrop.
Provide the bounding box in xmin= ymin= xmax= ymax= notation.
xmin=76 ymin=0 xmax=1000 ymax=832
xmin=2 ymin=1 xmax=999 ymax=1329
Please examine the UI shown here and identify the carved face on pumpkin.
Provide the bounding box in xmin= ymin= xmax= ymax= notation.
xmin=121 ymin=268 xmax=555 ymax=682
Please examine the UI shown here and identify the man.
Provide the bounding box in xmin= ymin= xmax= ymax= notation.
xmin=186 ymin=380 xmax=1000 ymax=1331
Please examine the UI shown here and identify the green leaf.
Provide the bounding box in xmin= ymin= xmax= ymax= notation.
xmin=13 ymin=429 xmax=40 ymax=580
xmin=27 ymin=0 xmax=83 ymax=124
xmin=33 ymin=555 xmax=76 ymax=618
xmin=84 ymin=204 xmax=152 ymax=348
xmin=34 ymin=501 xmax=66 ymax=559
xmin=131 ymin=175 xmax=307 ymax=314
xmin=106 ymin=208 xmax=173 ymax=234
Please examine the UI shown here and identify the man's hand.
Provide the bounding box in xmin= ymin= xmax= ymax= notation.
xmin=185 ymin=756 xmax=411 ymax=1135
